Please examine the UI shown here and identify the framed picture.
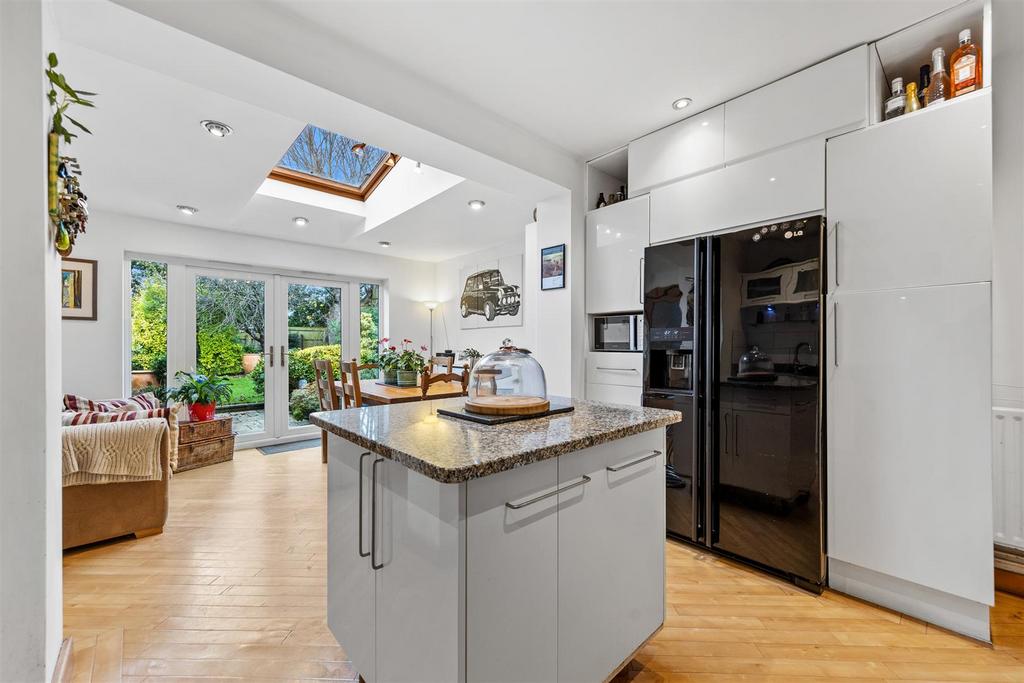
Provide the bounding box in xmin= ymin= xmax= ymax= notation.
xmin=459 ymin=252 xmax=523 ymax=330
xmin=540 ymin=244 xmax=566 ymax=291
xmin=61 ymin=258 xmax=97 ymax=320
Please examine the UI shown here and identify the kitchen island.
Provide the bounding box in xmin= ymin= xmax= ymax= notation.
xmin=311 ymin=397 xmax=680 ymax=683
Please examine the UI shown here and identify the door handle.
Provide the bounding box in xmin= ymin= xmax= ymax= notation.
xmin=734 ymin=413 xmax=741 ymax=458
xmin=280 ymin=345 xmax=286 ymax=367
xmin=833 ymin=302 xmax=839 ymax=368
xmin=358 ymin=452 xmax=372 ymax=558
xmin=723 ymin=413 xmax=729 ymax=454
xmin=833 ymin=221 xmax=841 ymax=289
xmin=264 ymin=348 xmax=274 ymax=368
xmin=505 ymin=475 xmax=591 ymax=510
xmin=607 ymin=450 xmax=661 ymax=472
xmin=596 ymin=367 xmax=639 ymax=372
xmin=639 ymin=257 xmax=645 ymax=305
xmin=371 ymin=457 xmax=384 ymax=570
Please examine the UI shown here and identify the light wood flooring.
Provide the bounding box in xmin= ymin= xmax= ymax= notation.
xmin=64 ymin=446 xmax=1024 ymax=683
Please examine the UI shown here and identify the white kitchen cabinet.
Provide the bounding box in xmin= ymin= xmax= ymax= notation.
xmin=586 ymin=197 xmax=649 ymax=314
xmin=466 ymin=457 xmax=558 ymax=683
xmin=826 ymin=90 xmax=992 ymax=293
xmin=586 ymin=381 xmax=641 ymax=406
xmin=650 ymin=138 xmax=824 ymax=244
xmin=827 ymin=283 xmax=993 ymax=607
xmin=327 ymin=440 xmax=376 ymax=682
xmin=557 ymin=431 xmax=665 ymax=683
xmin=724 ymin=45 xmax=868 ymax=163
xmin=586 ymin=351 xmax=643 ymax=387
xmin=629 ymin=105 xmax=725 ymax=195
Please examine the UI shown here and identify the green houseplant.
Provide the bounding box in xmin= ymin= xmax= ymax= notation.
xmin=167 ymin=371 xmax=232 ymax=422
xmin=460 ymin=347 xmax=482 ymax=370
xmin=378 ymin=338 xmax=427 ymax=386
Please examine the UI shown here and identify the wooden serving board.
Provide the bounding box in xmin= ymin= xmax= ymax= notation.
xmin=464 ymin=395 xmax=550 ymax=416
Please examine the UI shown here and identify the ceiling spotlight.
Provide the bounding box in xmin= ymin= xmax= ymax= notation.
xmin=201 ymin=120 xmax=233 ymax=138
xmin=413 ymin=161 xmax=423 ymax=174
xmin=378 ymin=240 xmax=391 ymax=248
xmin=351 ymin=142 xmax=366 ymax=157
xmin=672 ymin=97 xmax=692 ymax=110
xmin=292 ymin=216 xmax=309 ymax=227
xmin=468 ymin=199 xmax=486 ymax=210
xmin=701 ymin=121 xmax=710 ymax=127
xmin=176 ymin=204 xmax=198 ymax=216
xmin=769 ymin=177 xmax=777 ymax=182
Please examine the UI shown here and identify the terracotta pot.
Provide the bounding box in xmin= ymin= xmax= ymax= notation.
xmin=242 ymin=353 xmax=261 ymax=374
xmin=131 ymin=371 xmax=158 ymax=391
xmin=188 ymin=402 xmax=217 ymax=422
xmin=396 ymin=370 xmax=418 ymax=387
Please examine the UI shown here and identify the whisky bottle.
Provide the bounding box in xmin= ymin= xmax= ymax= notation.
xmin=596 ymin=193 xmax=606 ymax=209
xmin=884 ymin=77 xmax=906 ymax=120
xmin=924 ymin=47 xmax=950 ymax=106
xmin=905 ymin=82 xmax=921 ymax=114
xmin=950 ymin=29 xmax=982 ymax=97
xmin=918 ymin=64 xmax=931 ymax=107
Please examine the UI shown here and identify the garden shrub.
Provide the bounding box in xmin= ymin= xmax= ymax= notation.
xmin=250 ymin=345 xmax=341 ymax=394
xmin=289 ymin=385 xmax=322 ymax=422
xmin=197 ymin=326 xmax=244 ymax=376
xmin=251 ymin=357 xmax=265 ymax=394
xmin=131 ymin=276 xmax=167 ymax=372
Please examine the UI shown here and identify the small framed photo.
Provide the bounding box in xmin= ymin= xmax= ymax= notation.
xmin=540 ymin=244 xmax=566 ymax=291
xmin=61 ymin=258 xmax=97 ymax=320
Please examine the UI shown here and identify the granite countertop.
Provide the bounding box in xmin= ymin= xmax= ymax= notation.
xmin=310 ymin=397 xmax=681 ymax=483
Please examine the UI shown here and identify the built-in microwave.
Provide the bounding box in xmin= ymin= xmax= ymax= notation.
xmin=593 ymin=314 xmax=643 ymax=352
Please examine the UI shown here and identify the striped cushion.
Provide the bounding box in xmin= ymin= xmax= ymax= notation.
xmin=63 ymin=392 xmax=161 ymax=413
xmin=62 ymin=407 xmax=170 ymax=426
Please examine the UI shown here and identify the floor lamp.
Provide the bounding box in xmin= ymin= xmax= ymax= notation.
xmin=424 ymin=301 xmax=438 ymax=356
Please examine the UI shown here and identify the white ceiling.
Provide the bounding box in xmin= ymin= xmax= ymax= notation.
xmin=268 ymin=0 xmax=959 ymax=159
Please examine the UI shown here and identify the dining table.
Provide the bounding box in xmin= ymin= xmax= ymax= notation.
xmin=335 ymin=378 xmax=467 ymax=405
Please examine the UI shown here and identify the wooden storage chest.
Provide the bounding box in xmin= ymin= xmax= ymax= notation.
xmin=175 ymin=415 xmax=235 ymax=472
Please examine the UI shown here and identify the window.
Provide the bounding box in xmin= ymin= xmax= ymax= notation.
xmin=269 ymin=125 xmax=399 ymax=200
xmin=359 ymin=284 xmax=380 ymax=379
xmin=130 ymin=260 xmax=168 ymax=399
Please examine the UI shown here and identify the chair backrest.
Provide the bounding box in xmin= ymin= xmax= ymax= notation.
xmin=430 ymin=355 xmax=454 ymax=375
xmin=420 ymin=363 xmax=470 ymax=398
xmin=340 ymin=358 xmax=379 ymax=409
xmin=312 ymin=359 xmax=340 ymax=412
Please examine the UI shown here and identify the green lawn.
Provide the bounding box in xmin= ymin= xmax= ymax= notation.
xmin=225 ymin=374 xmax=263 ymax=405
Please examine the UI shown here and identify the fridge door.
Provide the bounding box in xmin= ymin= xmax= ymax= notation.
xmin=708 ymin=221 xmax=824 ymax=587
xmin=644 ymin=391 xmax=698 ymax=542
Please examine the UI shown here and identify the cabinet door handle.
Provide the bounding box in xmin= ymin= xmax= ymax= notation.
xmin=723 ymin=414 xmax=729 ymax=454
xmin=734 ymin=413 xmax=741 ymax=458
xmin=596 ymin=367 xmax=639 ymax=372
xmin=639 ymin=257 xmax=645 ymax=305
xmin=607 ymin=450 xmax=661 ymax=472
xmin=833 ymin=302 xmax=839 ymax=368
xmin=371 ymin=457 xmax=384 ymax=570
xmin=358 ymin=452 xmax=372 ymax=558
xmin=505 ymin=475 xmax=591 ymax=510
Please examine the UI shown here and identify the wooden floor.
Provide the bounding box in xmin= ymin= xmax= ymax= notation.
xmin=64 ymin=447 xmax=1024 ymax=683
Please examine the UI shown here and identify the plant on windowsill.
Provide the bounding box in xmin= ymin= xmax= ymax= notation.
xmin=378 ymin=338 xmax=427 ymax=386
xmin=167 ymin=371 xmax=233 ymax=422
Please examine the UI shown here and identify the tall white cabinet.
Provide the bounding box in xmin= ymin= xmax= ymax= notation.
xmin=825 ymin=91 xmax=994 ymax=641
xmin=585 ymin=196 xmax=649 ymax=314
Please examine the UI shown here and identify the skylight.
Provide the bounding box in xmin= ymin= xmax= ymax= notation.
xmin=269 ymin=125 xmax=398 ymax=200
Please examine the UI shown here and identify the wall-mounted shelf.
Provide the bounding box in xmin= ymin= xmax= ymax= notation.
xmin=586 ymin=146 xmax=628 ymax=212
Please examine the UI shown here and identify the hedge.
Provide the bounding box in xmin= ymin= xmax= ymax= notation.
xmin=252 ymin=344 xmax=342 ymax=394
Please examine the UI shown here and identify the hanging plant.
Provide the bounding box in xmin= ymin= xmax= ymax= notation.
xmin=45 ymin=52 xmax=96 ymax=255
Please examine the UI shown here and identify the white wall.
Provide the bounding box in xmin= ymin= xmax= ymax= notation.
xmin=0 ymin=0 xmax=64 ymax=680
xmin=62 ymin=210 xmax=436 ymax=399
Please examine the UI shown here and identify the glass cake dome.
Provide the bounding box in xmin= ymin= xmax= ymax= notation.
xmin=465 ymin=339 xmax=548 ymax=415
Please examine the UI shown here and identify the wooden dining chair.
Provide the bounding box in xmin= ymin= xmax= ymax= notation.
xmin=429 ymin=354 xmax=454 ymax=376
xmin=312 ymin=359 xmax=340 ymax=464
xmin=420 ymin=363 xmax=470 ymax=399
xmin=340 ymin=358 xmax=378 ymax=409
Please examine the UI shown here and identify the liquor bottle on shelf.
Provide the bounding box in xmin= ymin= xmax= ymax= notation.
xmin=884 ymin=77 xmax=906 ymax=120
xmin=905 ymin=82 xmax=922 ymax=114
xmin=918 ymin=64 xmax=931 ymax=107
xmin=950 ymin=28 xmax=982 ymax=97
xmin=924 ymin=47 xmax=950 ymax=106
xmin=596 ymin=193 xmax=607 ymax=209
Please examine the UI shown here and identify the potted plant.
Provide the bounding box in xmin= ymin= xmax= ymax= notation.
xmin=459 ymin=347 xmax=482 ymax=370
xmin=378 ymin=338 xmax=399 ymax=384
xmin=168 ymin=371 xmax=232 ymax=422
xmin=396 ymin=339 xmax=428 ymax=386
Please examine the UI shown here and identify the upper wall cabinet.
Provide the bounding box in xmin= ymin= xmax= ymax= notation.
xmin=650 ymin=139 xmax=824 ymax=244
xmin=724 ymin=45 xmax=869 ymax=164
xmin=826 ymin=90 xmax=992 ymax=293
xmin=628 ymin=106 xmax=725 ymax=196
xmin=586 ymin=196 xmax=649 ymax=314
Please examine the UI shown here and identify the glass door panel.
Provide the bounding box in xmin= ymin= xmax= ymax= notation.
xmin=279 ymin=278 xmax=345 ymax=435
xmin=188 ymin=268 xmax=274 ymax=444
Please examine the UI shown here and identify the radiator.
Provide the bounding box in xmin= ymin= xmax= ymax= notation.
xmin=993 ymin=406 xmax=1024 ymax=551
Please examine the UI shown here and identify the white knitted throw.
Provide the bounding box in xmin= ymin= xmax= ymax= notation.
xmin=62 ymin=418 xmax=168 ymax=486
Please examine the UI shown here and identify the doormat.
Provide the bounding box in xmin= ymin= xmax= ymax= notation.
xmin=258 ymin=438 xmax=320 ymax=455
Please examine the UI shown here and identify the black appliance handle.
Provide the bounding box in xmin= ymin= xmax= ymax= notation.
xmin=639 ymin=257 xmax=645 ymax=305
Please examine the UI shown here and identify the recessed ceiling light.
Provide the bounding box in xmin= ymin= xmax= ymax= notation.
xmin=176 ymin=204 xmax=198 ymax=216
xmin=292 ymin=216 xmax=309 ymax=227
xmin=769 ymin=177 xmax=776 ymax=182
xmin=378 ymin=240 xmax=391 ymax=248
xmin=672 ymin=97 xmax=692 ymax=110
xmin=701 ymin=121 xmax=710 ymax=127
xmin=468 ymin=199 xmax=486 ymax=210
xmin=200 ymin=120 xmax=233 ymax=138
xmin=413 ymin=161 xmax=423 ymax=174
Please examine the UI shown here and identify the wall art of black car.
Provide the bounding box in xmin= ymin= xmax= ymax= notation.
xmin=460 ymin=269 xmax=521 ymax=321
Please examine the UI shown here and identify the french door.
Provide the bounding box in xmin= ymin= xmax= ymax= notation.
xmin=180 ymin=266 xmax=352 ymax=447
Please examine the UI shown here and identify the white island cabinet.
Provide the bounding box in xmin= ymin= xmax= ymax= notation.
xmin=317 ymin=398 xmax=678 ymax=683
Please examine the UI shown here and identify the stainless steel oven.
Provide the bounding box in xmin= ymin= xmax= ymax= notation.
xmin=593 ymin=314 xmax=642 ymax=351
